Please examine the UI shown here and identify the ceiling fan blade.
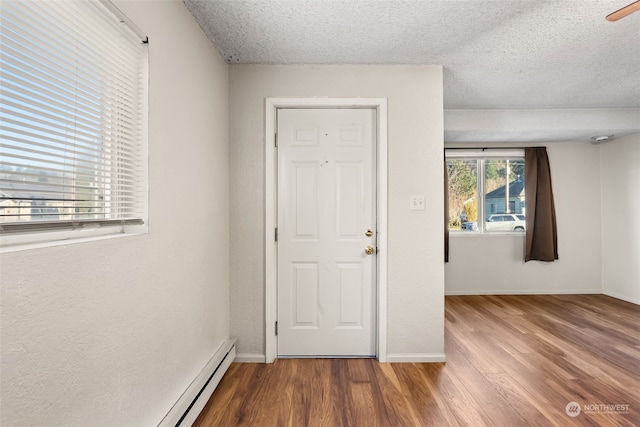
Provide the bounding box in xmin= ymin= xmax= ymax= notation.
xmin=606 ymin=0 xmax=640 ymax=21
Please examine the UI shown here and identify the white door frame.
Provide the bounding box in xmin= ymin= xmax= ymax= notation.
xmin=265 ymin=97 xmax=388 ymax=363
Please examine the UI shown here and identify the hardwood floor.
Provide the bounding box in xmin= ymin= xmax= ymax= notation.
xmin=194 ymin=295 xmax=640 ymax=426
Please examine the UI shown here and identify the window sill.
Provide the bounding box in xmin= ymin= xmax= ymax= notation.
xmin=0 ymin=224 xmax=147 ymax=254
xmin=449 ymin=231 xmax=526 ymax=238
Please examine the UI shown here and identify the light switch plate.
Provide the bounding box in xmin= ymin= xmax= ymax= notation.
xmin=410 ymin=195 xmax=425 ymax=210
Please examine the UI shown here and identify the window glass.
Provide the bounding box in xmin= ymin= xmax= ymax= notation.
xmin=484 ymin=159 xmax=525 ymax=232
xmin=447 ymin=159 xmax=478 ymax=231
xmin=447 ymin=155 xmax=525 ymax=233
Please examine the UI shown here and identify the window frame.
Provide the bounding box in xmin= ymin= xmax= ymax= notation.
xmin=446 ymin=149 xmax=525 ymax=235
xmin=0 ymin=0 xmax=148 ymax=250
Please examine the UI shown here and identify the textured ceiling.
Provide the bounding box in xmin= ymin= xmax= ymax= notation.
xmin=184 ymin=0 xmax=640 ymax=142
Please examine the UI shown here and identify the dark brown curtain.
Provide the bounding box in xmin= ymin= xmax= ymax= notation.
xmin=524 ymin=147 xmax=558 ymax=262
xmin=444 ymin=156 xmax=449 ymax=262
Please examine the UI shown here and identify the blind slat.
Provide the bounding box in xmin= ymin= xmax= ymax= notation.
xmin=1 ymin=78 xmax=142 ymax=129
xmin=3 ymin=3 xmax=142 ymax=88
xmin=0 ymin=141 xmax=137 ymax=170
xmin=1 ymin=128 xmax=140 ymax=162
xmin=0 ymin=183 xmax=142 ymax=195
xmin=2 ymin=82 xmax=143 ymax=140
xmin=0 ymin=177 xmax=141 ymax=193
xmin=0 ymin=117 xmax=141 ymax=158
xmin=0 ymin=49 xmax=141 ymax=123
xmin=0 ymin=101 xmax=142 ymax=144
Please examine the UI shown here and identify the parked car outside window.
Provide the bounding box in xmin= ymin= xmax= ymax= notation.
xmin=485 ymin=214 xmax=526 ymax=231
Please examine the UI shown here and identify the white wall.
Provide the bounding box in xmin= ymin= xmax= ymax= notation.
xmin=445 ymin=143 xmax=602 ymax=295
xmin=0 ymin=2 xmax=230 ymax=426
xmin=229 ymin=65 xmax=445 ymax=361
xmin=601 ymin=133 xmax=640 ymax=304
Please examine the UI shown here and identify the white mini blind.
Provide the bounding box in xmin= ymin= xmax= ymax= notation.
xmin=0 ymin=0 xmax=147 ymax=232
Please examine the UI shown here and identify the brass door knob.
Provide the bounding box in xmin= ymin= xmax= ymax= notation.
xmin=365 ymin=229 xmax=373 ymax=237
xmin=365 ymin=246 xmax=375 ymax=255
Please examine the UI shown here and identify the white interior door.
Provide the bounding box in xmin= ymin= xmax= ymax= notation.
xmin=277 ymin=108 xmax=376 ymax=357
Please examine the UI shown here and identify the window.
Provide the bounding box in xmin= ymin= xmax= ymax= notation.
xmin=0 ymin=0 xmax=148 ymax=245
xmin=446 ymin=150 xmax=525 ymax=233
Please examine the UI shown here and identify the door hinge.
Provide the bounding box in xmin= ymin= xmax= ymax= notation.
xmin=275 ymin=227 xmax=278 ymax=242
xmin=275 ymin=321 xmax=278 ymax=336
xmin=275 ymin=133 xmax=278 ymax=147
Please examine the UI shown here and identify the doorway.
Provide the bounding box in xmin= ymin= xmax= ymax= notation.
xmin=265 ymin=98 xmax=388 ymax=362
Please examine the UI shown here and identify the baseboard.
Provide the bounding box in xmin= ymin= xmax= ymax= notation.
xmin=235 ymin=353 xmax=266 ymax=363
xmin=603 ymin=290 xmax=640 ymax=305
xmin=158 ymin=338 xmax=237 ymax=427
xmin=445 ymin=289 xmax=602 ymax=296
xmin=385 ymin=353 xmax=446 ymax=363
xmin=236 ymin=353 xmax=448 ymax=363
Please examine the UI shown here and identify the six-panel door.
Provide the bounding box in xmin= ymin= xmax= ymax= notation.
xmin=277 ymin=108 xmax=377 ymax=357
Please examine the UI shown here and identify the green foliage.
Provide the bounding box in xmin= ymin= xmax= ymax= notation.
xmin=485 ymin=160 xmax=501 ymax=180
xmin=447 ymin=160 xmax=477 ymax=228
xmin=448 ymin=160 xmax=477 ymax=199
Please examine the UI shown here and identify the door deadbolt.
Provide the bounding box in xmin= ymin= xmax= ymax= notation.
xmin=365 ymin=246 xmax=375 ymax=255
xmin=365 ymin=229 xmax=373 ymax=237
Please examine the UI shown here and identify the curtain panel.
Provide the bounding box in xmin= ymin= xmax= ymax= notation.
xmin=524 ymin=147 xmax=558 ymax=262
xmin=444 ymin=156 xmax=450 ymax=263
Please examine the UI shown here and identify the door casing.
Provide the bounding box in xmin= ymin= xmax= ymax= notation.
xmin=265 ymin=98 xmax=388 ymax=363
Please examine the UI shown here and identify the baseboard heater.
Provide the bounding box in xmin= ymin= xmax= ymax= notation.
xmin=159 ymin=338 xmax=237 ymax=427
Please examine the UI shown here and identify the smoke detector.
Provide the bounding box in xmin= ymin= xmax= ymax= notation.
xmin=590 ymin=135 xmax=614 ymax=144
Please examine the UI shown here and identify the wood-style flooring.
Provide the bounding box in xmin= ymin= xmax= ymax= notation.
xmin=193 ymin=295 xmax=640 ymax=426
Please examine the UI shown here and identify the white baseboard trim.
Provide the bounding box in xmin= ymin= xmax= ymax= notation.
xmin=235 ymin=353 xmax=266 ymax=363
xmin=236 ymin=353 xmax=449 ymax=363
xmin=603 ymin=290 xmax=640 ymax=305
xmin=385 ymin=353 xmax=446 ymax=363
xmin=445 ymin=289 xmax=601 ymax=296
xmin=158 ymin=338 xmax=237 ymax=427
